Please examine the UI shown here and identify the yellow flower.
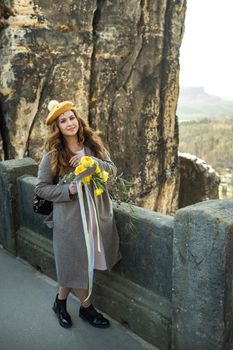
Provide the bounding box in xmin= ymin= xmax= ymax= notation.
xmin=94 ymin=188 xmax=104 ymax=196
xmin=82 ymin=175 xmax=92 ymax=185
xmin=74 ymin=164 xmax=85 ymax=175
xmin=101 ymin=171 xmax=109 ymax=183
xmin=95 ymin=165 xmax=101 ymax=175
xmin=80 ymin=156 xmax=94 ymax=168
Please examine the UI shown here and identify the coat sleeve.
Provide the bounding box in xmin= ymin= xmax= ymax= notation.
xmin=35 ymin=152 xmax=72 ymax=202
xmin=92 ymin=151 xmax=117 ymax=177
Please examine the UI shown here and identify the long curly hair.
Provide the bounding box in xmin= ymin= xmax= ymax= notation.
xmin=45 ymin=110 xmax=106 ymax=176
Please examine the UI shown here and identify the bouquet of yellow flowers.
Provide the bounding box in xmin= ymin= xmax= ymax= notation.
xmin=62 ymin=156 xmax=110 ymax=197
xmin=62 ymin=155 xmax=133 ymax=202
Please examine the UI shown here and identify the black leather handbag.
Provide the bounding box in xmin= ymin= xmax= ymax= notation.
xmin=32 ymin=173 xmax=59 ymax=215
xmin=32 ymin=195 xmax=53 ymax=215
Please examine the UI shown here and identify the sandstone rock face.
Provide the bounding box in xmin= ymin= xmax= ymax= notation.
xmin=0 ymin=0 xmax=186 ymax=214
xmin=178 ymin=152 xmax=221 ymax=208
xmin=0 ymin=0 xmax=95 ymax=161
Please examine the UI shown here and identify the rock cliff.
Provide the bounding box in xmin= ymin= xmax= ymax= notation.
xmin=0 ymin=0 xmax=186 ymax=213
xmin=178 ymin=152 xmax=220 ymax=208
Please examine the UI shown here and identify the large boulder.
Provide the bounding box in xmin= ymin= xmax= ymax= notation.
xmin=0 ymin=0 xmax=187 ymax=214
xmin=178 ymin=152 xmax=220 ymax=208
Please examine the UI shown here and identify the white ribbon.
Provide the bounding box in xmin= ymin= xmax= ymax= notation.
xmin=76 ymin=180 xmax=101 ymax=302
xmin=85 ymin=185 xmax=101 ymax=253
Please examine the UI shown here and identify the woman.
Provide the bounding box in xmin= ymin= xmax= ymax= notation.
xmin=35 ymin=100 xmax=121 ymax=329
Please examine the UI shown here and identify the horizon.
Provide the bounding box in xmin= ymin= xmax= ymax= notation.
xmin=179 ymin=85 xmax=233 ymax=102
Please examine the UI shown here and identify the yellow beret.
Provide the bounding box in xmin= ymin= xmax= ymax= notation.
xmin=46 ymin=101 xmax=76 ymax=125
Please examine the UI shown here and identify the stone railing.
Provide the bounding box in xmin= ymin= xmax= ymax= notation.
xmin=0 ymin=157 xmax=233 ymax=350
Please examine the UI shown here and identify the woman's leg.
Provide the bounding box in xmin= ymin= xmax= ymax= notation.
xmin=73 ymin=288 xmax=110 ymax=328
xmin=72 ymin=288 xmax=91 ymax=307
xmin=53 ymin=286 xmax=72 ymax=328
xmin=58 ymin=286 xmax=71 ymax=300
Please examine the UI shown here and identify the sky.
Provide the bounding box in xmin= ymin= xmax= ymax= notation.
xmin=179 ymin=0 xmax=233 ymax=100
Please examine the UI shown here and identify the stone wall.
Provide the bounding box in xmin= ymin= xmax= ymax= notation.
xmin=1 ymin=157 xmax=233 ymax=350
xmin=18 ymin=176 xmax=173 ymax=349
xmin=0 ymin=0 xmax=187 ymax=214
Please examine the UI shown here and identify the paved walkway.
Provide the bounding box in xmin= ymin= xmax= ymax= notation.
xmin=0 ymin=246 xmax=158 ymax=350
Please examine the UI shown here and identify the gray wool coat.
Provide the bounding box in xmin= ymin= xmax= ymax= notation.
xmin=35 ymin=146 xmax=121 ymax=288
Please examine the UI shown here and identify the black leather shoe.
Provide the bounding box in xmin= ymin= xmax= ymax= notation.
xmin=79 ymin=304 xmax=110 ymax=328
xmin=52 ymin=294 xmax=72 ymax=328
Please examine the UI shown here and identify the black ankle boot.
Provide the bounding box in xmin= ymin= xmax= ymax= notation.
xmin=52 ymin=294 xmax=72 ymax=328
xmin=79 ymin=304 xmax=110 ymax=328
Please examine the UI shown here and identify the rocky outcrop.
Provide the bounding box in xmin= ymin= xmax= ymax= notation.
xmin=178 ymin=152 xmax=220 ymax=208
xmin=0 ymin=0 xmax=187 ymax=214
xmin=0 ymin=0 xmax=95 ymax=160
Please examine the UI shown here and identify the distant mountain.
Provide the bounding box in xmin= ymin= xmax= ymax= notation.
xmin=177 ymin=87 xmax=233 ymax=120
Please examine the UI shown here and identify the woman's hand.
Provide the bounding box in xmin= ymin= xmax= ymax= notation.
xmin=69 ymin=181 xmax=77 ymax=194
xmin=69 ymin=155 xmax=81 ymax=167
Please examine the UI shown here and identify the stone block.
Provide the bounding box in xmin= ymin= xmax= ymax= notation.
xmin=172 ymin=199 xmax=233 ymax=350
xmin=114 ymin=202 xmax=174 ymax=300
xmin=17 ymin=175 xmax=52 ymax=240
xmin=93 ymin=270 xmax=171 ymax=350
xmin=0 ymin=157 xmax=37 ymax=253
xmin=17 ymin=226 xmax=56 ymax=281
